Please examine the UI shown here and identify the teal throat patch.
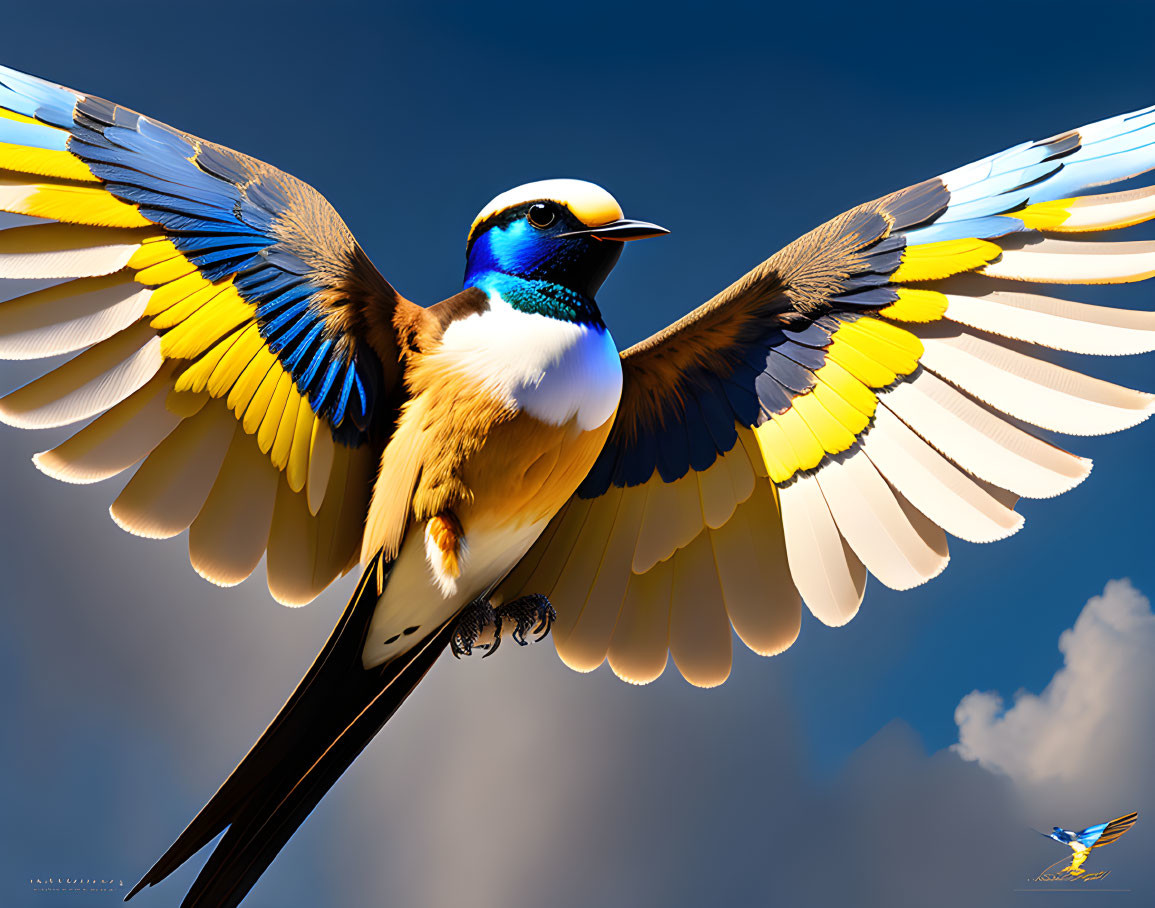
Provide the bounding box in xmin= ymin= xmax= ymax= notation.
xmin=468 ymin=272 xmax=604 ymax=326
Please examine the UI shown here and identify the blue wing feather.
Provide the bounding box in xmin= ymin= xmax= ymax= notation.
xmin=0 ymin=65 xmax=76 ymax=125
xmin=298 ymin=338 xmax=333 ymax=386
xmin=901 ymin=215 xmax=1023 ymax=244
xmin=1076 ymin=823 xmax=1109 ymax=848
xmin=830 ymin=287 xmax=899 ymax=308
xmin=654 ymin=418 xmax=691 ymax=483
xmin=763 ymin=349 xmax=815 ymax=394
xmin=682 ymin=395 xmax=719 ymax=473
xmin=0 ymin=73 xmax=391 ymax=445
xmin=324 ymin=360 xmax=354 ymax=424
xmin=781 ymin=321 xmax=832 ymax=347
xmin=284 ymin=322 xmax=325 ymax=373
xmin=0 ymin=118 xmax=68 ymax=150
xmin=698 ymin=373 xmax=740 ymax=453
xmin=264 ymin=300 xmax=312 ymax=342
xmin=776 ymin=339 xmax=827 ymax=371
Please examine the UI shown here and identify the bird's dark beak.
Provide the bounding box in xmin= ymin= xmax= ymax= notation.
xmin=558 ymin=218 xmax=670 ymax=242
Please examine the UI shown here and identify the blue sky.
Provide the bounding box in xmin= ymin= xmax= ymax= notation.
xmin=2 ymin=1 xmax=1154 ymax=905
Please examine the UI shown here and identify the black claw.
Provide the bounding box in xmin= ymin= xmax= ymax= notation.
xmin=451 ymin=595 xmax=498 ymax=658
xmin=497 ymin=593 xmax=555 ymax=649
xmin=481 ymin=615 xmax=503 ymax=658
xmin=534 ymin=600 xmax=556 ymax=641
xmin=452 ymin=593 xmax=555 ymax=658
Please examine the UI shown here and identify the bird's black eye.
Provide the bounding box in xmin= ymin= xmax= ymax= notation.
xmin=526 ymin=202 xmax=558 ymax=229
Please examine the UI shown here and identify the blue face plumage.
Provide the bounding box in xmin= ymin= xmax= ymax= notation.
xmin=463 ymin=204 xmax=624 ymax=322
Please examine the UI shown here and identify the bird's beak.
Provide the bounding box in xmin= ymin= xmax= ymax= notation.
xmin=558 ymin=218 xmax=670 ymax=242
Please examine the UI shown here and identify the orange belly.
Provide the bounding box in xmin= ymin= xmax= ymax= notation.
xmin=461 ymin=408 xmax=614 ymax=530
xmin=361 ymin=408 xmax=614 ymax=668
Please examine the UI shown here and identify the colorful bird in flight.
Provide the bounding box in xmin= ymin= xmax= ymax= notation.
xmin=1043 ymin=812 xmax=1139 ymax=876
xmin=1 ymin=62 xmax=1154 ymax=906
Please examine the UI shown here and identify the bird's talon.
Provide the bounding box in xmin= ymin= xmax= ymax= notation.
xmin=451 ymin=596 xmax=498 ymax=658
xmin=452 ymin=594 xmax=554 ymax=657
xmin=497 ymin=593 xmax=555 ymax=650
xmin=482 ymin=617 xmax=503 ymax=658
xmin=533 ymin=602 xmax=555 ymax=641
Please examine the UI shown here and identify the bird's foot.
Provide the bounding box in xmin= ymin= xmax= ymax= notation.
xmin=496 ymin=593 xmax=556 ymax=647
xmin=450 ymin=593 xmax=555 ymax=659
xmin=451 ymin=596 xmax=497 ymax=658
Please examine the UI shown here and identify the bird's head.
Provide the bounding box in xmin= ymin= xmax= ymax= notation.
xmin=463 ymin=179 xmax=667 ymax=302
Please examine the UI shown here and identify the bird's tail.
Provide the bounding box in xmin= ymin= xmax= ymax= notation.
xmin=126 ymin=556 xmax=457 ymax=908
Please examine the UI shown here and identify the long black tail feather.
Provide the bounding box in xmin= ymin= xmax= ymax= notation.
xmin=126 ymin=557 xmax=456 ymax=907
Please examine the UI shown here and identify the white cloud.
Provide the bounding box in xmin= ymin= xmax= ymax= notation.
xmin=954 ymin=578 xmax=1155 ymax=819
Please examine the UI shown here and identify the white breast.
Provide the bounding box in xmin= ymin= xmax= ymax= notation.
xmin=437 ymin=291 xmax=623 ymax=430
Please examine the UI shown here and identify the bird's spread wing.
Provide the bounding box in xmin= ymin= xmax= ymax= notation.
xmin=497 ymin=104 xmax=1155 ymax=687
xmin=0 ymin=65 xmax=413 ymax=604
xmin=1079 ymin=812 xmax=1139 ymax=849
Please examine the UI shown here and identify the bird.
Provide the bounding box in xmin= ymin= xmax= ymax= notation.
xmin=1041 ymin=812 xmax=1138 ymax=876
xmin=1 ymin=60 xmax=1155 ymax=906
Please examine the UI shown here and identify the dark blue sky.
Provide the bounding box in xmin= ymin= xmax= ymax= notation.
xmin=2 ymin=1 xmax=1154 ymax=905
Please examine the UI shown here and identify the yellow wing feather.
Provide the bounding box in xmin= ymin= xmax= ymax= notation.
xmin=0 ymin=87 xmax=373 ymax=602
xmin=497 ymin=111 xmax=1155 ymax=688
xmin=890 ymin=237 xmax=1002 ymax=282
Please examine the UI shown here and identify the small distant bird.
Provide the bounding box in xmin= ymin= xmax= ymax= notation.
xmin=1043 ymin=812 xmax=1138 ymax=875
xmin=1 ymin=61 xmax=1155 ymax=906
